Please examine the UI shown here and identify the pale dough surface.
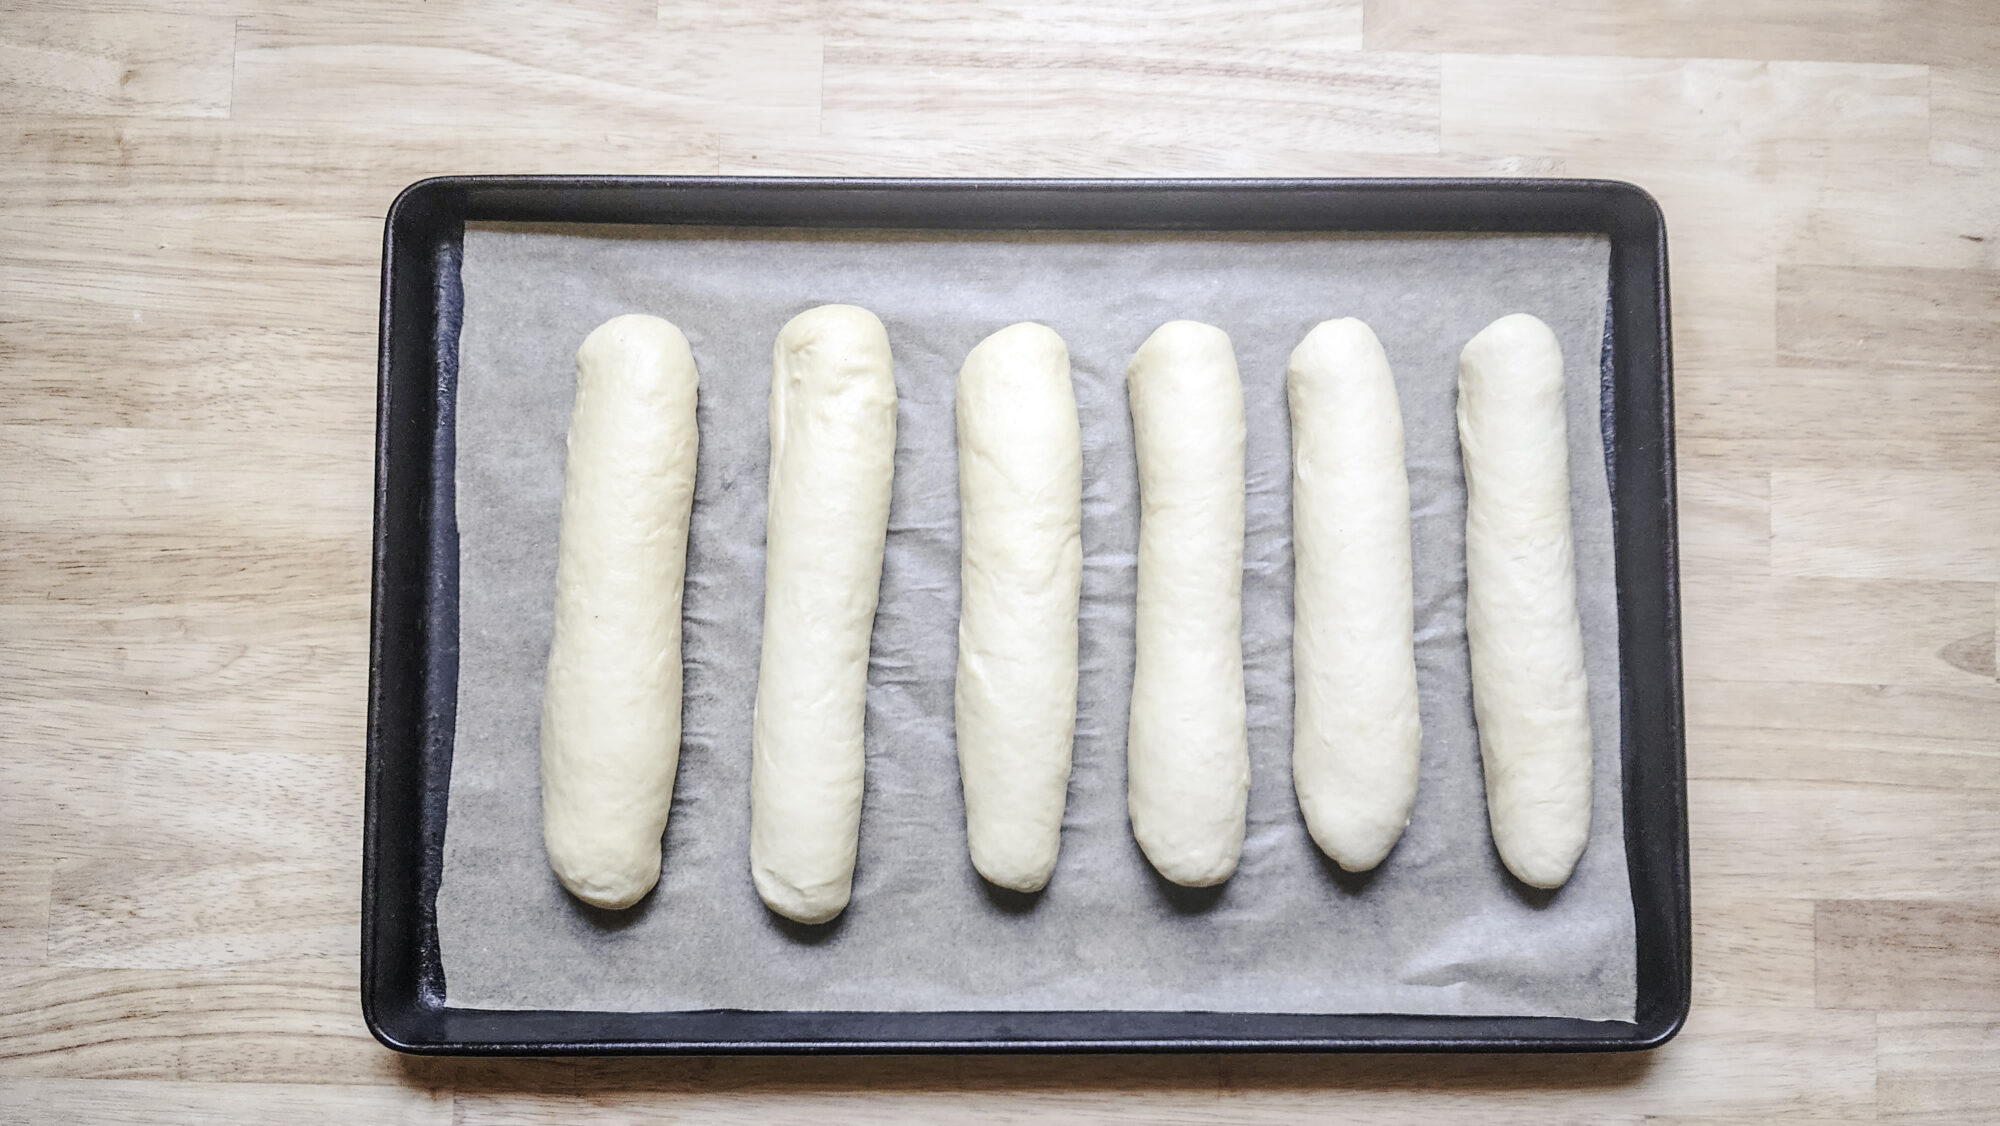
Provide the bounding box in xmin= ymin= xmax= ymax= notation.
xmin=1457 ymin=312 xmax=1594 ymax=889
xmin=539 ymin=313 xmax=700 ymax=910
xmin=955 ymin=323 xmax=1084 ymax=893
xmin=1125 ymin=320 xmax=1250 ymax=888
xmin=1287 ymin=318 xmax=1422 ymax=873
xmin=751 ymin=304 xmax=899 ymax=924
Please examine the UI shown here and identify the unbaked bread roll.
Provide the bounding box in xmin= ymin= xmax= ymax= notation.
xmin=1457 ymin=312 xmax=1593 ymax=890
xmin=750 ymin=304 xmax=898 ymax=924
xmin=1288 ymin=318 xmax=1422 ymax=872
xmin=540 ymin=314 xmax=700 ymax=910
xmin=1125 ymin=320 xmax=1250 ymax=887
xmin=954 ymin=323 xmax=1082 ymax=893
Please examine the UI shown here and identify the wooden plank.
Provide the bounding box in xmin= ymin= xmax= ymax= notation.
xmin=48 ymin=858 xmax=353 ymax=970
xmin=0 ymin=116 xmax=721 ymax=212
xmin=1558 ymin=156 xmax=2000 ymax=273
xmin=1363 ymin=0 xmax=2000 ymax=67
xmin=0 ymin=748 xmax=359 ymax=864
xmin=0 ymin=537 xmax=366 ymax=758
xmin=1688 ymin=679 xmax=2000 ymax=791
xmin=1684 ymin=576 xmax=1996 ymax=687
xmin=1217 ymin=1006 xmax=1875 ymax=1118
xmin=0 ymin=426 xmax=372 ymax=538
xmin=1878 ymin=1012 xmax=2000 ymax=1123
xmin=0 ymin=323 xmax=370 ymax=431
xmin=0 ymin=1079 xmax=450 ymax=1126
xmin=0 ymin=11 xmax=232 ymax=118
xmin=1443 ymin=55 xmax=1929 ymax=163
xmin=0 ymin=860 xmax=50 ymax=967
xmin=1772 ymin=470 xmax=2000 ymax=581
xmin=1932 ymin=67 xmax=2000 ymax=168
xmin=1675 ymin=366 xmax=2000 ymax=465
xmin=1778 ymin=265 xmax=2000 ymax=373
xmin=1777 ymin=164 xmax=2000 ymax=272
xmin=455 ymin=1088 xmax=1240 ymax=1125
xmin=0 ymin=964 xmax=404 ymax=1084
xmin=0 ymin=212 xmax=380 ymax=327
xmin=821 ymin=40 xmax=1440 ymax=151
xmin=1816 ymin=900 xmax=2000 ymax=1010
xmin=664 ymin=0 xmax=1365 ymax=48
xmin=1694 ymin=894 xmax=1817 ymax=1009
xmin=0 ymin=610 xmax=363 ymax=757
xmin=1667 ymin=259 xmax=1777 ymax=382
xmin=431 ymin=1056 xmax=1235 ymax=1121
xmin=1642 ymin=1117 xmax=1874 ymax=1125
xmin=719 ymin=134 xmax=1561 ymax=177
xmin=1692 ymin=780 xmax=2000 ymax=898
xmin=432 ymin=1008 xmax=1872 ymax=1121
xmin=1676 ymin=471 xmax=1771 ymax=574
xmin=231 ymin=9 xmax=819 ymax=133
xmin=0 ymin=532 xmax=362 ymax=612
xmin=1678 ymin=434 xmax=2000 ymax=471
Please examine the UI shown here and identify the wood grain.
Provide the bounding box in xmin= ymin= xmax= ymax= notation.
xmin=1778 ymin=265 xmax=2000 ymax=372
xmin=1772 ymin=470 xmax=1999 ymax=581
xmin=48 ymin=857 xmax=355 ymax=970
xmin=1688 ymin=679 xmax=2000 ymax=791
xmin=0 ymin=116 xmax=722 ymax=217
xmin=1684 ymin=577 xmax=1996 ymax=686
xmin=1 ymin=0 xmax=1997 ymax=1120
xmin=1364 ymin=0 xmax=2000 ymax=67
xmin=0 ymin=1079 xmax=451 ymax=1126
xmin=0 ymin=10 xmax=232 ymax=118
xmin=231 ymin=8 xmax=820 ymax=133
xmin=1877 ymin=1012 xmax=2000 ymax=1123
xmin=1692 ymin=780 xmax=2000 ymax=898
xmin=821 ymin=41 xmax=1440 ymax=150
xmin=0 ymin=861 xmax=52 ymax=967
xmin=1816 ymin=901 xmax=2000 ymax=1010
xmin=1692 ymin=894 xmax=1815 ymax=1009
xmin=1931 ymin=67 xmax=2000 ymax=168
xmin=0 ymin=964 xmax=407 ymax=1085
xmin=1442 ymin=56 xmax=1930 ymax=163
xmin=663 ymin=0 xmax=1366 ymax=48
xmin=717 ymin=134 xmax=1560 ymax=177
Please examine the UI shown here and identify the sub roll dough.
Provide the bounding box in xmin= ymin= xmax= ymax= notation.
xmin=954 ymin=323 xmax=1083 ymax=893
xmin=751 ymin=304 xmax=898 ymax=924
xmin=1125 ymin=320 xmax=1251 ymax=887
xmin=540 ymin=314 xmax=700 ymax=910
xmin=1287 ymin=318 xmax=1422 ymax=872
xmin=1457 ymin=312 xmax=1593 ymax=890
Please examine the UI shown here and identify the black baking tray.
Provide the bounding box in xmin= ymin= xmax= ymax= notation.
xmin=365 ymin=177 xmax=1687 ymax=1055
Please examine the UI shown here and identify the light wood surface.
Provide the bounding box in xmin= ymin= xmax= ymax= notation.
xmin=2 ymin=0 xmax=1995 ymax=1120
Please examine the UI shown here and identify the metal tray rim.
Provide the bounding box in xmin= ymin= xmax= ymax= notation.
xmin=364 ymin=174 xmax=1687 ymax=1056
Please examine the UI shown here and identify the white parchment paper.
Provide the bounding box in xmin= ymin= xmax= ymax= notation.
xmin=437 ymin=223 xmax=1636 ymax=1019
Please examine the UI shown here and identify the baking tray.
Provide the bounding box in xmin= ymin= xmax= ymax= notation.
xmin=364 ymin=176 xmax=1688 ymax=1054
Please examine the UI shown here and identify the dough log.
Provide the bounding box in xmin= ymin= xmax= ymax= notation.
xmin=955 ymin=323 xmax=1083 ymax=893
xmin=1288 ymin=318 xmax=1422 ymax=872
xmin=1457 ymin=312 xmax=1593 ymax=890
xmin=540 ymin=314 xmax=700 ymax=910
xmin=1125 ymin=320 xmax=1250 ymax=887
xmin=751 ymin=304 xmax=898 ymax=924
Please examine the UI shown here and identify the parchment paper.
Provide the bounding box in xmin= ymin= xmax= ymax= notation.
xmin=437 ymin=223 xmax=1636 ymax=1020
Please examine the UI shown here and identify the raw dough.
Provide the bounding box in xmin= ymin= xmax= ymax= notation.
xmin=751 ymin=304 xmax=899 ymax=923
xmin=539 ymin=314 xmax=700 ymax=910
xmin=1287 ymin=318 xmax=1422 ymax=872
xmin=955 ymin=322 xmax=1083 ymax=893
xmin=1124 ymin=320 xmax=1250 ymax=887
xmin=1457 ymin=312 xmax=1593 ymax=890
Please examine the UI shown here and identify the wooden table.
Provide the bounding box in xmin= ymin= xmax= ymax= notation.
xmin=3 ymin=1 xmax=1996 ymax=1120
